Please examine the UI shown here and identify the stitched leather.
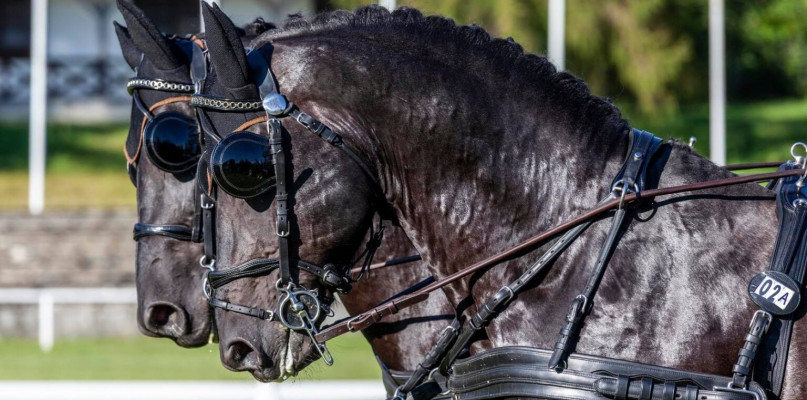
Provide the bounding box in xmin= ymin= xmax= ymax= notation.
xmin=446 ymin=347 xmax=764 ymax=400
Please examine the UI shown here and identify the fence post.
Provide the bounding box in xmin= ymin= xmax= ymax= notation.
xmin=28 ymin=0 xmax=49 ymax=215
xmin=379 ymin=0 xmax=396 ymax=10
xmin=38 ymin=292 xmax=55 ymax=352
xmin=548 ymin=0 xmax=566 ymax=70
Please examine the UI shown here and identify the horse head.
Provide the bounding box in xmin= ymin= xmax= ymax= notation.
xmin=116 ymin=0 xmax=210 ymax=347
xmin=197 ymin=3 xmax=386 ymax=381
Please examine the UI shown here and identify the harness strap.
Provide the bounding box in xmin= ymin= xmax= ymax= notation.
xmin=447 ymin=346 xmax=763 ymax=400
xmin=744 ymin=162 xmax=807 ymax=395
xmin=396 ymin=131 xmax=663 ymax=398
xmin=395 ymin=318 xmax=461 ymax=397
xmin=208 ymin=297 xmax=274 ymax=320
xmin=266 ymin=118 xmax=294 ymax=285
xmin=436 ymin=218 xmax=595 ymax=377
xmin=315 ymin=167 xmax=806 ymax=343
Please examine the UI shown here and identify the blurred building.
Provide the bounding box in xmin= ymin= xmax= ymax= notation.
xmin=0 ymin=0 xmax=313 ymax=123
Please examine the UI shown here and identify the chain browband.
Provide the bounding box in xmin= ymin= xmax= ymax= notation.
xmin=127 ymin=77 xmax=195 ymax=95
xmin=190 ymin=94 xmax=263 ymax=112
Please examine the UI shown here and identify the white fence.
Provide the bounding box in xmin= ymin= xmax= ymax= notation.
xmin=0 ymin=381 xmax=385 ymax=400
xmin=0 ymin=287 xmax=136 ymax=351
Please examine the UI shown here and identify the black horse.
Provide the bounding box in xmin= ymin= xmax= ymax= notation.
xmin=115 ymin=1 xmax=455 ymax=383
xmin=115 ymin=0 xmax=211 ymax=346
xmin=197 ymin=4 xmax=806 ymax=396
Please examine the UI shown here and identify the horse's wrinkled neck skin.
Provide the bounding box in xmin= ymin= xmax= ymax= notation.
xmin=266 ymin=31 xmax=807 ymax=390
xmin=267 ymin=33 xmax=631 ymax=307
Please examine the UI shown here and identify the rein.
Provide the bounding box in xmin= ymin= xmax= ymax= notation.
xmin=315 ymin=167 xmax=806 ymax=342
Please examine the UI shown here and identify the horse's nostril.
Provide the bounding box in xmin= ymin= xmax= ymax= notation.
xmin=223 ymin=339 xmax=262 ymax=371
xmin=150 ymin=305 xmax=173 ymax=326
xmin=143 ymin=302 xmax=188 ymax=338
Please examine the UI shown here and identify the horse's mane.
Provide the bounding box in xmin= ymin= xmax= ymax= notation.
xmin=251 ymin=5 xmax=629 ymax=135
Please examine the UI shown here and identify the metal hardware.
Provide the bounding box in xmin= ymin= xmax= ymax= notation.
xmin=202 ymin=271 xmax=213 ymax=300
xmin=575 ymin=294 xmax=589 ymax=314
xmin=200 ymin=194 xmax=215 ymax=209
xmin=199 ymin=255 xmax=216 ymax=271
xmin=688 ymin=136 xmax=697 ymax=148
xmin=346 ymin=314 xmax=363 ymax=332
xmin=750 ymin=310 xmax=773 ymax=335
xmin=714 ymin=384 xmax=762 ymax=400
xmin=790 ymin=142 xmax=807 ymax=166
xmin=262 ymin=93 xmax=288 ymax=116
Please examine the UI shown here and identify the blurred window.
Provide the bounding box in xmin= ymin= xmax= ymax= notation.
xmin=135 ymin=0 xmax=199 ymax=35
xmin=0 ymin=0 xmax=31 ymax=58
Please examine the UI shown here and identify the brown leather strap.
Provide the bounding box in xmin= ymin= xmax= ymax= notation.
xmin=234 ymin=116 xmax=268 ymax=132
xmin=315 ymin=168 xmax=804 ymax=342
xmin=189 ymin=34 xmax=206 ymax=50
xmin=124 ymin=95 xmax=193 ymax=164
xmin=725 ymin=161 xmax=784 ymax=171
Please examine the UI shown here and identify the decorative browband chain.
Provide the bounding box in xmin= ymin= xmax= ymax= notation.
xmin=126 ymin=78 xmax=195 ymax=95
xmin=189 ymin=94 xmax=263 ymax=112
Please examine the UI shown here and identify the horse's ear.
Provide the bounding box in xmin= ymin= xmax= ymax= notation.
xmin=116 ymin=0 xmax=186 ymax=70
xmin=202 ymin=2 xmax=252 ymax=91
xmin=113 ymin=21 xmax=141 ymax=70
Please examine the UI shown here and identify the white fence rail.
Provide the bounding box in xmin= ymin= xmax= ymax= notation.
xmin=0 ymin=381 xmax=385 ymax=400
xmin=0 ymin=287 xmax=136 ymax=352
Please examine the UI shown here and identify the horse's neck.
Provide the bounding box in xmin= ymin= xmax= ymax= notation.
xmin=372 ymin=105 xmax=630 ymax=282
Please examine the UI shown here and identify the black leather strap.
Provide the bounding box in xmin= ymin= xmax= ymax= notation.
xmin=207 ymin=257 xmax=350 ymax=292
xmin=750 ymin=163 xmax=807 ymax=394
xmin=548 ymin=207 xmax=627 ymax=369
xmin=549 ymin=129 xmax=663 ymax=369
xmin=267 ymin=118 xmax=293 ymax=285
xmin=448 ymin=347 xmax=764 ymax=400
xmin=397 ymin=318 xmax=461 ymax=396
xmin=201 ymin=189 xmax=216 ymax=265
xmin=133 ymin=223 xmax=193 ymax=241
xmin=208 ymin=297 xmax=274 ymax=320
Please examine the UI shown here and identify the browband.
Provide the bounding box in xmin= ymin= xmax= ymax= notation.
xmin=127 ymin=77 xmax=195 ymax=95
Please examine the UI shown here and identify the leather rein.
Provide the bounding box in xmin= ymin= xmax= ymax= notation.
xmin=315 ymin=166 xmax=807 ymax=343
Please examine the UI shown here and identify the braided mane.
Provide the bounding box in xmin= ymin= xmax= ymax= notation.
xmin=251 ymin=5 xmax=629 ymax=135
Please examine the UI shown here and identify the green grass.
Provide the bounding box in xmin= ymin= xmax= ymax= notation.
xmin=0 ymin=334 xmax=380 ymax=380
xmin=0 ymin=124 xmax=135 ymax=211
xmin=1 ymin=98 xmax=806 ymax=210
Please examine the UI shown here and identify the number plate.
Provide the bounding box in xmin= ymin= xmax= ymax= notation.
xmin=748 ymin=271 xmax=801 ymax=316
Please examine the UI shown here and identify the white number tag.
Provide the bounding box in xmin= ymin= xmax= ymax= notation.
xmin=754 ymin=276 xmax=796 ymax=310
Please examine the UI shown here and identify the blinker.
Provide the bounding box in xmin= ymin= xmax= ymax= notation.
xmin=144 ymin=111 xmax=201 ymax=173
xmin=210 ymin=131 xmax=276 ymax=198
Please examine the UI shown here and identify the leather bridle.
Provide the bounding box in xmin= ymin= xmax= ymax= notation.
xmin=190 ymin=44 xmax=388 ymax=365
xmin=126 ymin=36 xmax=207 ymax=245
